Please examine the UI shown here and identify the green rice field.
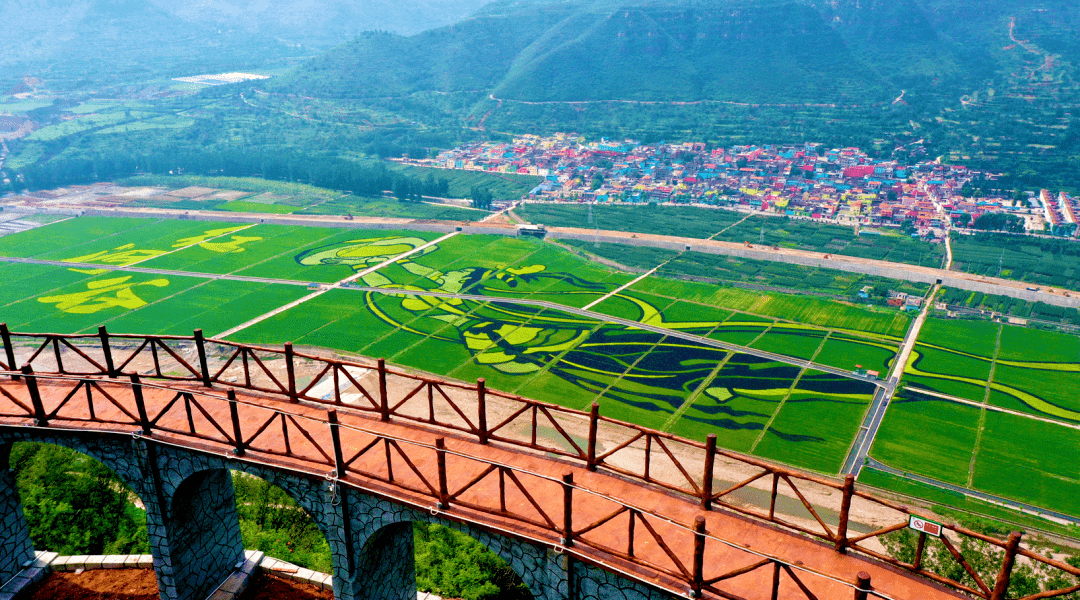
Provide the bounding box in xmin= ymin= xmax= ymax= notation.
xmin=11 ymin=213 xmax=1080 ymax=525
xmin=0 ymin=215 xmax=913 ymax=478
xmin=869 ymin=316 xmax=1080 ymax=519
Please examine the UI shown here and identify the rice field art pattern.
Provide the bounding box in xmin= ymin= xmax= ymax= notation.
xmin=902 ymin=342 xmax=1080 ymax=423
xmin=223 ymin=234 xmax=883 ymax=472
xmin=40 ymin=224 xmax=266 ymax=315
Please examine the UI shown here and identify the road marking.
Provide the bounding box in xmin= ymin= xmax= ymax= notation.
xmin=215 ymin=231 xmax=459 ymax=338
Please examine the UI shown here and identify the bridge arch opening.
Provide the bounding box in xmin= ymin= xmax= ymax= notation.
xmin=414 ymin=522 xmax=533 ymax=600
xmin=355 ymin=517 xmax=535 ymax=600
xmin=6 ymin=441 xmax=150 ymax=556
xmin=230 ymin=471 xmax=333 ymax=574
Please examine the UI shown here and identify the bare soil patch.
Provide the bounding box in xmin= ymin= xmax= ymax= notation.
xmin=23 ymin=570 xmax=332 ymax=600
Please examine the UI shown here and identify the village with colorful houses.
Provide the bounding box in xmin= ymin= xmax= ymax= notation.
xmin=402 ymin=133 xmax=1078 ymax=238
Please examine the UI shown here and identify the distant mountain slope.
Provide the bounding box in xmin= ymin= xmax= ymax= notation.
xmin=0 ymin=0 xmax=492 ymax=91
xmin=146 ymin=0 xmax=493 ymax=45
xmin=277 ymin=0 xmax=1080 ymax=106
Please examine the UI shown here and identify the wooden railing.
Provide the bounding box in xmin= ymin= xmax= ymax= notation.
xmin=2 ymin=324 xmax=1080 ymax=599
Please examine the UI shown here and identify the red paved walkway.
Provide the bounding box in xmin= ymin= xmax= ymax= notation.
xmin=0 ymin=375 xmax=963 ymax=600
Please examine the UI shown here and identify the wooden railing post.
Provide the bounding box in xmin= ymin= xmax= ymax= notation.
xmin=562 ymin=472 xmax=574 ymax=547
xmin=835 ymin=474 xmax=856 ymax=552
xmin=692 ymin=516 xmax=706 ymax=595
xmin=99 ymin=325 xmax=117 ymax=377
xmin=2 ymin=323 xmax=20 ymax=381
xmin=228 ymin=389 xmax=244 ymax=455
xmin=194 ymin=329 xmax=212 ymax=387
xmin=990 ymin=532 xmax=1023 ymax=600
xmin=51 ymin=337 xmax=64 ymax=374
xmin=435 ymin=438 xmax=449 ymax=509
xmin=476 ymin=378 xmax=488 ymax=444
xmin=854 ymin=571 xmax=872 ymax=600
xmin=378 ymin=358 xmax=389 ymax=421
xmin=21 ymin=366 xmax=46 ymax=426
xmin=328 ymin=410 xmax=346 ymax=477
xmin=913 ymin=531 xmax=927 ymax=570
xmin=701 ymin=434 xmax=717 ymax=509
xmin=284 ymin=342 xmax=298 ymax=403
xmin=769 ymin=472 xmax=779 ymax=520
xmin=130 ymin=374 xmax=152 ymax=436
xmin=586 ymin=402 xmax=599 ymax=471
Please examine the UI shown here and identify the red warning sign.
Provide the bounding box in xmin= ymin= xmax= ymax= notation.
xmin=908 ymin=515 xmax=943 ymax=537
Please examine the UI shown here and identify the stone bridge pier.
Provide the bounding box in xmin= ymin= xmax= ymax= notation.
xmin=0 ymin=429 xmax=678 ymax=600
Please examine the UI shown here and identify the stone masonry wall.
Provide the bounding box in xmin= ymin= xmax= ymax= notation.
xmin=0 ymin=444 xmax=34 ymax=585
xmin=0 ymin=429 xmax=680 ymax=600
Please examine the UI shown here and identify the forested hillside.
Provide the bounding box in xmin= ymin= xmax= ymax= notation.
xmin=278 ymin=0 xmax=1080 ymax=107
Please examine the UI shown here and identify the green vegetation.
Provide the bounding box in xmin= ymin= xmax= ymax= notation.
xmin=881 ymin=512 xmax=1080 ymax=599
xmin=415 ymin=523 xmax=530 ymax=600
xmin=233 ymin=474 xmax=332 ymax=572
xmin=10 ymin=443 xmax=149 ymax=555
xmin=630 ymin=277 xmax=910 ymax=338
xmin=918 ymin=318 xmax=1000 ymax=357
xmin=951 ymin=232 xmax=1080 ymax=293
xmin=526 ymin=206 xmax=943 ymax=268
xmin=751 ymin=372 xmax=876 ymax=473
xmin=563 ymin=239 xmax=930 ymax=299
xmin=388 ymin=163 xmax=541 ymax=200
xmin=973 ymin=411 xmax=1080 ymax=517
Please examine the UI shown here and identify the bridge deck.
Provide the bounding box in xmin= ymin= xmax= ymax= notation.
xmin=0 ymin=377 xmax=963 ymax=600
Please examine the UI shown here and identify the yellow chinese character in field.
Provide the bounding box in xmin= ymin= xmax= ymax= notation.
xmin=198 ymin=235 xmax=263 ymax=254
xmin=172 ymin=226 xmax=253 ymax=249
xmin=37 ymin=276 xmax=169 ymax=314
xmin=64 ymin=243 xmax=165 ymax=267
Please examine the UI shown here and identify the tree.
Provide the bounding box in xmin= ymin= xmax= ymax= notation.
xmin=11 ymin=443 xmax=149 ymax=555
xmin=900 ymin=219 xmax=916 ymax=235
xmin=414 ymin=523 xmax=530 ymax=600
xmin=470 ymin=186 xmax=494 ymax=210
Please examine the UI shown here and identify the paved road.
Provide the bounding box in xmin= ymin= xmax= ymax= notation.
xmin=842 ymin=284 xmax=939 ymax=476
xmin=8 ymin=203 xmax=1079 ymax=307
xmin=864 ymin=458 xmax=1080 ymax=526
xmin=547 ymin=226 xmax=1080 ymax=309
xmin=1 ymin=256 xmax=884 ymax=387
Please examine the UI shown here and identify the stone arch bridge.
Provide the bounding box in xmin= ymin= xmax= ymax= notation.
xmin=0 ymin=325 xmax=1073 ymax=600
